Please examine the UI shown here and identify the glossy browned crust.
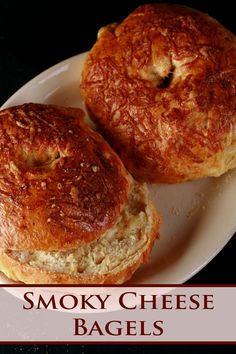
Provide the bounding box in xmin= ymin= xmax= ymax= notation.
xmin=0 ymin=203 xmax=159 ymax=284
xmin=0 ymin=103 xmax=129 ymax=250
xmin=81 ymin=4 xmax=236 ymax=183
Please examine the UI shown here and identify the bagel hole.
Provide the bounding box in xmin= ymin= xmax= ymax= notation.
xmin=157 ymin=69 xmax=174 ymax=89
xmin=17 ymin=148 xmax=61 ymax=169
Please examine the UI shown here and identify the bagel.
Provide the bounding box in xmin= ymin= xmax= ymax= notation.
xmin=0 ymin=103 xmax=160 ymax=284
xmin=80 ymin=4 xmax=236 ymax=183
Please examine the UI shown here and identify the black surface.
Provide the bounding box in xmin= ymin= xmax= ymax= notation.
xmin=1 ymin=344 xmax=236 ymax=354
xmin=0 ymin=0 xmax=235 ymax=351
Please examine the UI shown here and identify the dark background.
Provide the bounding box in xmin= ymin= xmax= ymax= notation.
xmin=0 ymin=0 xmax=235 ymax=352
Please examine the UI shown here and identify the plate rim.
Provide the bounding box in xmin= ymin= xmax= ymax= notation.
xmin=1 ymin=52 xmax=87 ymax=110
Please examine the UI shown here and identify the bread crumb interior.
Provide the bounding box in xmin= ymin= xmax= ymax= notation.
xmin=10 ymin=182 xmax=152 ymax=276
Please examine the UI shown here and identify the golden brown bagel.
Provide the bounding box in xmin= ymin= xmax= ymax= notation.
xmin=81 ymin=4 xmax=236 ymax=183
xmin=0 ymin=103 xmax=129 ymax=251
xmin=0 ymin=103 xmax=160 ymax=284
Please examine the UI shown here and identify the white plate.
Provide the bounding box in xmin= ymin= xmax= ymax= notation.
xmin=1 ymin=53 xmax=236 ymax=284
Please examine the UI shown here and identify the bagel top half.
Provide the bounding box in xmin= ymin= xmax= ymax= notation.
xmin=81 ymin=4 xmax=236 ymax=183
xmin=0 ymin=103 xmax=129 ymax=251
